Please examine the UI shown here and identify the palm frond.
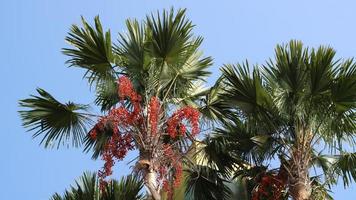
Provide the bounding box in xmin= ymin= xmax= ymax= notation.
xmin=194 ymin=78 xmax=233 ymax=123
xmin=169 ymin=81 xmax=208 ymax=106
xmin=163 ymin=37 xmax=212 ymax=99
xmin=63 ymin=16 xmax=116 ymax=85
xmin=94 ymin=79 xmax=119 ymax=111
xmin=50 ymin=172 xmax=97 ymax=200
xmin=83 ymin=122 xmax=114 ymax=159
xmin=185 ymin=165 xmax=232 ymax=200
xmin=309 ymin=46 xmax=336 ymax=96
xmin=50 ymin=172 xmax=143 ymax=200
xmin=264 ymin=40 xmax=309 ymax=94
xmin=221 ymin=62 xmax=279 ymax=128
xmin=146 ymin=8 xmax=193 ymax=66
xmin=200 ymin=134 xmax=239 ymax=175
xmin=115 ymin=19 xmax=148 ymax=95
xmin=331 ymin=152 xmax=356 ymax=187
xmin=331 ymin=59 xmax=356 ymax=112
xmin=19 ymin=88 xmax=92 ymax=148
xmin=145 ymin=8 xmax=212 ymax=100
xmin=214 ymin=119 xmax=277 ymax=166
xmin=263 ymin=40 xmax=309 ymax=119
xmin=102 ymin=175 xmax=144 ymax=200
xmin=310 ymin=176 xmax=334 ymax=200
xmin=320 ymin=59 xmax=356 ymax=147
xmin=50 ymin=193 xmax=65 ymax=200
xmin=116 ymin=9 xmax=212 ymax=103
xmin=311 ymin=152 xmax=338 ymax=185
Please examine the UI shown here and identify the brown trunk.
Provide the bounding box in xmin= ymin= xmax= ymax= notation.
xmin=288 ymin=144 xmax=312 ymax=200
xmin=287 ymin=126 xmax=313 ymax=200
xmin=289 ymin=152 xmax=311 ymax=200
xmin=289 ymin=182 xmax=311 ymax=200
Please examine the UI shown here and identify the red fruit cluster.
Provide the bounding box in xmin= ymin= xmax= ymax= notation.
xmin=117 ymin=76 xmax=140 ymax=101
xmin=252 ymin=173 xmax=286 ymax=200
xmin=89 ymin=125 xmax=100 ymax=139
xmin=160 ymin=144 xmax=184 ymax=200
xmin=89 ymin=116 xmax=109 ymax=140
xmin=98 ymin=132 xmax=134 ymax=190
xmin=90 ymin=76 xmax=143 ymax=190
xmin=173 ymin=163 xmax=183 ymax=187
xmin=88 ymin=76 xmax=201 ymax=195
xmin=162 ymin=179 xmax=173 ymax=199
xmin=148 ymin=96 xmax=160 ymax=135
xmin=167 ymin=107 xmax=200 ymax=138
xmin=89 ymin=115 xmax=135 ymax=191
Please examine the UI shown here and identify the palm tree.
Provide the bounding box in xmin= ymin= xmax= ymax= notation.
xmin=19 ymin=8 xmax=212 ymax=200
xmin=50 ymin=172 xmax=144 ymax=200
xmin=199 ymin=40 xmax=356 ymax=200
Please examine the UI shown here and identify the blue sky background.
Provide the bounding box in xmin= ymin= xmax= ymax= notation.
xmin=1 ymin=0 xmax=355 ymax=199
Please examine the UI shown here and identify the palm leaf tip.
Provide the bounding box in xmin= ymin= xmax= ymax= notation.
xmin=103 ymin=175 xmax=144 ymax=200
xmin=18 ymin=88 xmax=92 ymax=148
xmin=63 ymin=15 xmax=116 ymax=85
xmin=332 ymin=152 xmax=356 ymax=187
xmin=147 ymin=8 xmax=212 ymax=99
xmin=51 ymin=172 xmax=144 ymax=200
xmin=146 ymin=8 xmax=193 ymax=62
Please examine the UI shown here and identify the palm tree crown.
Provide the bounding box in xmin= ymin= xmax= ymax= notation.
xmin=19 ymin=8 xmax=212 ymax=200
xmin=201 ymin=40 xmax=355 ymax=200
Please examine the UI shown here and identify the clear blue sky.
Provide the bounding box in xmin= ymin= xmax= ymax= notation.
xmin=1 ymin=0 xmax=355 ymax=199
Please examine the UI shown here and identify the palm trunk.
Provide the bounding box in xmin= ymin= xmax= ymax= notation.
xmin=138 ymin=150 xmax=161 ymax=200
xmin=289 ymin=182 xmax=311 ymax=200
xmin=143 ymin=168 xmax=161 ymax=200
xmin=289 ymin=162 xmax=311 ymax=200
xmin=288 ymin=133 xmax=312 ymax=200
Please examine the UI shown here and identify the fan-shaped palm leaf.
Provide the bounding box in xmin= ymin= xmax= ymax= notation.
xmin=63 ymin=16 xmax=116 ymax=85
xmin=19 ymin=88 xmax=91 ymax=148
xmin=185 ymin=165 xmax=231 ymax=200
xmin=50 ymin=172 xmax=144 ymax=200
xmin=330 ymin=152 xmax=356 ymax=187
xmin=50 ymin=172 xmax=98 ymax=200
xmin=83 ymin=121 xmax=115 ymax=159
xmin=114 ymin=8 xmax=212 ymax=105
xmin=102 ymin=175 xmax=144 ymax=200
xmin=94 ymin=79 xmax=119 ymax=111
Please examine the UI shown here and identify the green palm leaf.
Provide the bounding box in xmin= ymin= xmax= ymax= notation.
xmin=185 ymin=165 xmax=232 ymax=200
xmin=146 ymin=8 xmax=193 ymax=66
xmin=114 ymin=9 xmax=212 ymax=104
xmin=196 ymin=78 xmax=233 ymax=122
xmin=222 ymin=62 xmax=272 ymax=114
xmin=94 ymin=79 xmax=119 ymax=111
xmin=309 ymin=46 xmax=336 ymax=96
xmin=19 ymin=88 xmax=91 ymax=148
xmin=331 ymin=152 xmax=356 ymax=187
xmin=310 ymin=176 xmax=334 ymax=200
xmin=50 ymin=172 xmax=144 ymax=200
xmin=50 ymin=172 xmax=97 ymax=200
xmin=102 ymin=175 xmax=144 ymax=200
xmin=332 ymin=59 xmax=356 ymax=112
xmin=63 ymin=16 xmax=117 ymax=85
xmin=145 ymin=8 xmax=212 ymax=100
xmin=83 ymin=122 xmax=114 ymax=159
xmin=115 ymin=19 xmax=147 ymax=95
